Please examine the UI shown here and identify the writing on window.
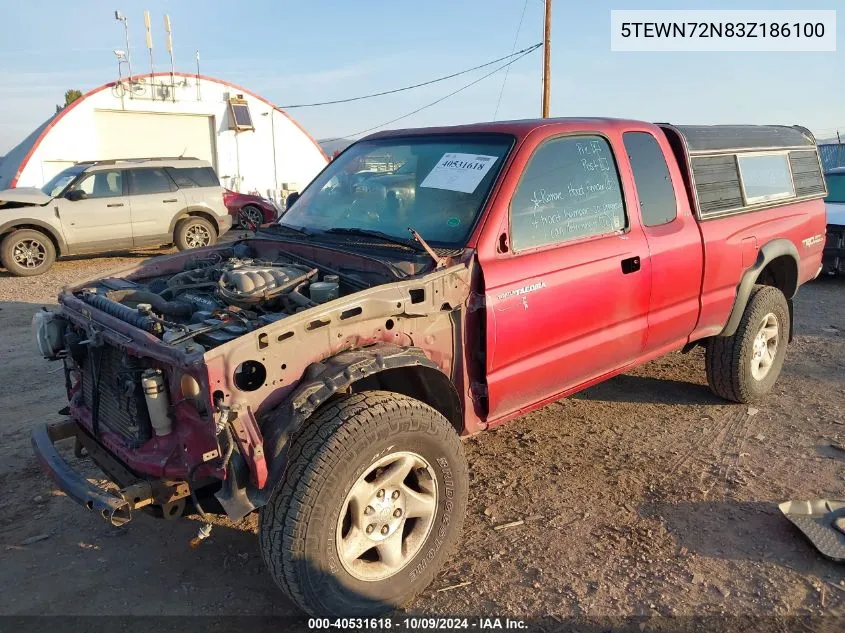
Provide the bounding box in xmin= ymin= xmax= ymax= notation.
xmin=510 ymin=135 xmax=626 ymax=251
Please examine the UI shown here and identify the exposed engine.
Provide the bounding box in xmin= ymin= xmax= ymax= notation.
xmin=74 ymin=255 xmax=343 ymax=350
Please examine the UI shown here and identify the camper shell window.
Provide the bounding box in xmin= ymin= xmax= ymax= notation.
xmin=658 ymin=124 xmax=827 ymax=219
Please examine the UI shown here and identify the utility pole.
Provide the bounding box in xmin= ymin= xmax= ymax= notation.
xmin=542 ymin=0 xmax=552 ymax=118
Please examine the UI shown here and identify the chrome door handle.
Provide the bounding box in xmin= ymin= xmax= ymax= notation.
xmin=106 ymin=203 xmax=124 ymax=208
xmin=162 ymin=198 xmax=178 ymax=203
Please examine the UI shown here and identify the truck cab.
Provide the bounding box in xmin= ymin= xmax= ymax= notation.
xmin=31 ymin=118 xmax=827 ymax=617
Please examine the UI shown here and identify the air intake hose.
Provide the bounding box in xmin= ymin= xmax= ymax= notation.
xmin=105 ymin=289 xmax=192 ymax=317
xmin=80 ymin=292 xmax=161 ymax=334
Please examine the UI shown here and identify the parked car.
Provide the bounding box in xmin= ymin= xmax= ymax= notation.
xmin=823 ymin=167 xmax=845 ymax=274
xmin=223 ymin=189 xmax=279 ymax=228
xmin=32 ymin=119 xmax=826 ymax=616
xmin=0 ymin=157 xmax=232 ymax=276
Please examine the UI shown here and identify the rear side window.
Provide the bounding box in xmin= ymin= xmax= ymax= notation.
xmin=166 ymin=166 xmax=219 ymax=188
xmin=129 ymin=168 xmax=176 ymax=195
xmin=623 ymin=132 xmax=678 ymax=227
xmin=510 ymin=135 xmax=626 ymax=251
xmin=737 ymin=153 xmax=794 ymax=204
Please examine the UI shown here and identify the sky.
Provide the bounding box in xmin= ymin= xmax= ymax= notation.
xmin=0 ymin=0 xmax=843 ymax=154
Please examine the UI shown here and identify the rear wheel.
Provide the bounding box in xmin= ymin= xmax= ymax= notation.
xmin=705 ymin=284 xmax=790 ymax=403
xmin=175 ymin=217 xmax=216 ymax=250
xmin=258 ymin=391 xmax=468 ymax=616
xmin=1 ymin=229 xmax=56 ymax=276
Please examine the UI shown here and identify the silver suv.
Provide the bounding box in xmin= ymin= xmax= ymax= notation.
xmin=0 ymin=157 xmax=232 ymax=276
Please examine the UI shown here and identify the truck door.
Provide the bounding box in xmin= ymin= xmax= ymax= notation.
xmin=55 ymin=169 xmax=132 ymax=253
xmin=126 ymin=167 xmax=186 ymax=247
xmin=482 ymin=134 xmax=652 ymax=422
xmin=621 ymin=131 xmax=704 ymax=353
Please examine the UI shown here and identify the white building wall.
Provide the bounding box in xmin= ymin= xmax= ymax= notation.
xmin=2 ymin=73 xmax=327 ymax=200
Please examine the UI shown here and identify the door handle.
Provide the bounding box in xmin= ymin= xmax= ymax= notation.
xmin=162 ymin=198 xmax=178 ymax=203
xmin=621 ymin=256 xmax=641 ymax=274
xmin=106 ymin=203 xmax=124 ymax=208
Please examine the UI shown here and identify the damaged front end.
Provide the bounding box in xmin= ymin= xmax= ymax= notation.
xmin=32 ymin=237 xmax=472 ymax=526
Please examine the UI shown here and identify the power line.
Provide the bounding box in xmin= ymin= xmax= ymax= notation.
xmin=493 ymin=0 xmax=530 ymax=121
xmin=279 ymin=43 xmax=542 ymax=108
xmin=322 ymin=43 xmax=542 ymax=143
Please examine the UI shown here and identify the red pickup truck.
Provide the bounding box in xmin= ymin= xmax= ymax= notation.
xmin=32 ymin=118 xmax=827 ymax=616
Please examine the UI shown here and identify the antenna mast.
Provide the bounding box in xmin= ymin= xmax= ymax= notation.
xmin=114 ymin=11 xmax=133 ymax=88
xmin=542 ymin=0 xmax=552 ymax=118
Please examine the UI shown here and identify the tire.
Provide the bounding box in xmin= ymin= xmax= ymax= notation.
xmin=239 ymin=205 xmax=264 ymax=229
xmin=705 ymin=284 xmax=790 ymax=403
xmin=174 ymin=217 xmax=217 ymax=251
xmin=258 ymin=391 xmax=468 ymax=616
xmin=0 ymin=229 xmax=56 ymax=276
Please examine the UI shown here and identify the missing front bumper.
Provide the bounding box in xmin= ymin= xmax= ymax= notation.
xmin=31 ymin=420 xmax=190 ymax=526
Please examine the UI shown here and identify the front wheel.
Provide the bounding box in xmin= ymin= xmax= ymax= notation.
xmin=258 ymin=391 xmax=468 ymax=616
xmin=705 ymin=284 xmax=790 ymax=403
xmin=1 ymin=229 xmax=56 ymax=276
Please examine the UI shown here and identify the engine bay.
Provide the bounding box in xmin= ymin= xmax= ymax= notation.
xmin=73 ymin=248 xmax=350 ymax=351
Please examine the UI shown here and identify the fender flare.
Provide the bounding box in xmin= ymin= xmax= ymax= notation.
xmin=720 ymin=238 xmax=799 ymax=338
xmin=168 ymin=206 xmax=222 ymax=235
xmin=215 ymin=344 xmax=462 ymax=520
xmin=0 ymin=217 xmax=68 ymax=255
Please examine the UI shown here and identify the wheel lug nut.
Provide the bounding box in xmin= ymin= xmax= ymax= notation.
xmin=366 ymin=524 xmax=375 ymax=534
xmin=391 ymin=490 xmax=400 ymax=500
xmin=376 ymin=489 xmax=385 ymax=499
xmin=381 ymin=525 xmax=389 ymax=535
xmin=393 ymin=509 xmax=402 ymax=517
xmin=364 ymin=505 xmax=374 ymax=515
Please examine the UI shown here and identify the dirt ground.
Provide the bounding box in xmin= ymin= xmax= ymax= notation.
xmin=0 ymin=250 xmax=844 ymax=630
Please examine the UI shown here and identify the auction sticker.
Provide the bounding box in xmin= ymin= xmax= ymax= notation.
xmin=421 ymin=153 xmax=498 ymax=194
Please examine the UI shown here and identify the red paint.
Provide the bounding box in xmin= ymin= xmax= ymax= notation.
xmin=10 ymin=71 xmax=327 ymax=188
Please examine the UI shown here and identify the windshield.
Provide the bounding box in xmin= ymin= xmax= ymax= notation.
xmin=41 ymin=164 xmax=88 ymax=197
xmin=825 ymin=173 xmax=845 ymax=204
xmin=281 ymin=135 xmax=512 ymax=246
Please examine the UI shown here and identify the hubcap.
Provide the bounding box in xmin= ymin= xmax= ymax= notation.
xmin=750 ymin=312 xmax=779 ymax=381
xmin=336 ymin=451 xmax=437 ymax=582
xmin=184 ymin=225 xmax=211 ymax=248
xmin=12 ymin=238 xmax=46 ymax=268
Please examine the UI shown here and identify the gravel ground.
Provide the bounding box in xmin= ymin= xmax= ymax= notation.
xmin=0 ymin=252 xmax=844 ymax=631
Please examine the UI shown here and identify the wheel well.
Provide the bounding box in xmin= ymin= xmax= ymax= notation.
xmin=348 ymin=366 xmax=463 ymax=434
xmin=179 ymin=211 xmax=219 ymax=236
xmin=0 ymin=224 xmax=62 ymax=256
xmin=756 ymin=255 xmax=798 ymax=299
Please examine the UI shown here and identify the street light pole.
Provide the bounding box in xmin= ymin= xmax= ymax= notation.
xmin=542 ymin=0 xmax=552 ymax=118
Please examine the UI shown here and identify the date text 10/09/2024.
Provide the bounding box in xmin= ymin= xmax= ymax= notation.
xmin=307 ymin=617 xmax=529 ymax=630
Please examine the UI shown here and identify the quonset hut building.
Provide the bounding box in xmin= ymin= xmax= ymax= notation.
xmin=0 ymin=72 xmax=328 ymax=201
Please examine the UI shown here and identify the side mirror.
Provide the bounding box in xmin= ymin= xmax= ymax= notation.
xmin=65 ymin=189 xmax=87 ymax=202
xmin=285 ymin=192 xmax=300 ymax=210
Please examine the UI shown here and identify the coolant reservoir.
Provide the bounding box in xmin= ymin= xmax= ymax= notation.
xmin=310 ymin=275 xmax=339 ymax=304
xmin=142 ymin=369 xmax=172 ymax=436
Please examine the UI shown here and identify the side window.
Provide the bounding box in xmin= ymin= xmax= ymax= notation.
xmin=510 ymin=135 xmax=626 ymax=251
xmin=166 ymin=166 xmax=220 ymax=188
xmin=72 ymin=170 xmax=123 ymax=198
xmin=623 ymin=132 xmax=678 ymax=227
xmin=129 ymin=168 xmax=176 ymax=195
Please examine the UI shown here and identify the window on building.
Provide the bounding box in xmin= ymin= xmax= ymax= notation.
xmin=737 ymin=153 xmax=795 ymax=204
xmin=128 ymin=168 xmax=176 ymax=195
xmin=228 ymin=98 xmax=254 ymax=131
xmin=623 ymin=132 xmax=677 ymax=227
xmin=509 ymin=135 xmax=626 ymax=251
xmin=72 ymin=170 xmax=123 ymax=198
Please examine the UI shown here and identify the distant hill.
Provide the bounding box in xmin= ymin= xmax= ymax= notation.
xmin=319 ymin=138 xmax=354 ymax=156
